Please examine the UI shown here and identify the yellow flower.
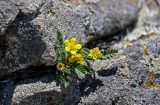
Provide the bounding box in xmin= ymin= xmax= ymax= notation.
xmin=89 ymin=47 xmax=102 ymax=59
xmin=68 ymin=54 xmax=85 ymax=64
xmin=65 ymin=38 xmax=82 ymax=55
xmin=57 ymin=63 xmax=65 ymax=71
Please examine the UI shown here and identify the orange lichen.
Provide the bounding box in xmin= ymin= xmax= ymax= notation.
xmin=144 ymin=72 xmax=159 ymax=90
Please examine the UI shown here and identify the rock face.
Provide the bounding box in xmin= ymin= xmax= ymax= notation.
xmin=1 ymin=34 xmax=160 ymax=105
xmin=79 ymin=34 xmax=160 ymax=105
xmin=0 ymin=0 xmax=139 ymax=76
xmin=125 ymin=0 xmax=160 ymax=41
xmin=1 ymin=0 xmax=160 ymax=105
xmin=75 ymin=0 xmax=139 ymax=37
xmin=0 ymin=68 xmax=80 ymax=105
xmin=0 ymin=0 xmax=19 ymax=35
xmin=6 ymin=75 xmax=61 ymax=105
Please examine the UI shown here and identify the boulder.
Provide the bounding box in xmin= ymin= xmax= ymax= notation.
xmin=125 ymin=0 xmax=160 ymax=41
xmin=0 ymin=0 xmax=139 ymax=76
xmin=0 ymin=0 xmax=86 ymax=76
xmin=79 ymin=34 xmax=160 ymax=105
xmin=1 ymin=34 xmax=160 ymax=105
xmin=0 ymin=0 xmax=19 ymax=35
xmin=1 ymin=0 xmax=160 ymax=104
xmin=74 ymin=0 xmax=139 ymax=38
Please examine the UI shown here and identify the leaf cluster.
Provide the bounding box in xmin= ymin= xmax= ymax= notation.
xmin=55 ymin=31 xmax=118 ymax=88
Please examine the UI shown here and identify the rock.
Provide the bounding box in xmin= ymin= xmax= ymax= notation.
xmin=0 ymin=81 xmax=14 ymax=105
xmin=0 ymin=0 xmax=139 ymax=76
xmin=79 ymin=34 xmax=160 ymax=105
xmin=32 ymin=0 xmax=87 ymax=63
xmin=10 ymin=0 xmax=45 ymax=14
xmin=125 ymin=0 xmax=160 ymax=41
xmin=1 ymin=34 xmax=159 ymax=105
xmin=0 ymin=74 xmax=61 ymax=105
xmin=0 ymin=0 xmax=86 ymax=76
xmin=0 ymin=0 xmax=19 ymax=35
xmin=74 ymin=0 xmax=139 ymax=38
xmin=79 ymin=76 xmax=160 ymax=105
xmin=0 ymin=70 xmax=80 ymax=105
xmin=10 ymin=76 xmax=60 ymax=105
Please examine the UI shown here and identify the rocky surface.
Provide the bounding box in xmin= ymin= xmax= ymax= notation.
xmin=0 ymin=0 xmax=19 ymax=35
xmin=125 ymin=0 xmax=160 ymax=41
xmin=75 ymin=0 xmax=139 ymax=37
xmin=0 ymin=33 xmax=160 ymax=105
xmin=0 ymin=67 xmax=80 ymax=105
xmin=6 ymin=75 xmax=61 ymax=105
xmin=0 ymin=0 xmax=139 ymax=76
xmin=0 ymin=0 xmax=160 ymax=105
xmin=79 ymin=34 xmax=160 ymax=105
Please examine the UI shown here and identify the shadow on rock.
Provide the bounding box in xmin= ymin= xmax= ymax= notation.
xmin=79 ymin=75 xmax=104 ymax=97
xmin=98 ymin=66 xmax=118 ymax=77
xmin=0 ymin=65 xmax=59 ymax=105
xmin=0 ymin=64 xmax=106 ymax=105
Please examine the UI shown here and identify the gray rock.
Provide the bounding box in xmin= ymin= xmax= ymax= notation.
xmin=1 ymin=72 xmax=80 ymax=105
xmin=124 ymin=0 xmax=160 ymax=41
xmin=0 ymin=0 xmax=139 ymax=76
xmin=148 ymin=38 xmax=160 ymax=58
xmin=0 ymin=0 xmax=19 ymax=35
xmin=1 ymin=74 xmax=61 ymax=105
xmin=75 ymin=0 xmax=139 ymax=38
xmin=0 ymin=81 xmax=14 ymax=105
xmin=32 ymin=0 xmax=87 ymax=64
xmin=79 ymin=35 xmax=160 ymax=105
xmin=11 ymin=0 xmax=45 ymax=14
xmin=1 ymin=34 xmax=159 ymax=105
xmin=0 ymin=0 xmax=86 ymax=76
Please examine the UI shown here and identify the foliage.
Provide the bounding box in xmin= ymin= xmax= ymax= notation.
xmin=55 ymin=31 xmax=118 ymax=87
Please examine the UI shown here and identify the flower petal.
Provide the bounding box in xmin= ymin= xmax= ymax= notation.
xmin=71 ymin=38 xmax=76 ymax=43
xmin=65 ymin=47 xmax=70 ymax=52
xmin=68 ymin=56 xmax=75 ymax=63
xmin=71 ymin=50 xmax=77 ymax=55
xmin=77 ymin=54 xmax=85 ymax=64
xmin=64 ymin=39 xmax=69 ymax=45
xmin=57 ymin=63 xmax=65 ymax=71
xmin=89 ymin=47 xmax=102 ymax=59
xmin=75 ymin=44 xmax=82 ymax=50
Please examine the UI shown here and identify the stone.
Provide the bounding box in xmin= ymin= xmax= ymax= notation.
xmin=0 ymin=0 xmax=19 ymax=35
xmin=79 ymin=34 xmax=160 ymax=105
xmin=0 ymin=69 xmax=81 ymax=105
xmin=125 ymin=0 xmax=160 ymax=41
xmin=1 ymin=33 xmax=159 ymax=105
xmin=0 ymin=0 xmax=139 ymax=76
xmin=0 ymin=0 xmax=86 ymax=76
xmin=0 ymin=0 xmax=160 ymax=104
xmin=1 ymin=74 xmax=61 ymax=105
xmin=11 ymin=0 xmax=45 ymax=14
xmin=74 ymin=0 xmax=139 ymax=38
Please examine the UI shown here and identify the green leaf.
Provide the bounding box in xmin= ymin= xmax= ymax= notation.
xmin=74 ymin=64 xmax=89 ymax=74
xmin=75 ymin=64 xmax=87 ymax=79
xmin=102 ymin=49 xmax=118 ymax=59
xmin=62 ymin=71 xmax=70 ymax=87
xmin=75 ymin=68 xmax=85 ymax=79
xmin=55 ymin=31 xmax=66 ymax=63
xmin=64 ymin=68 xmax=71 ymax=74
xmin=56 ymin=31 xmax=64 ymax=46
xmin=80 ymin=48 xmax=90 ymax=55
xmin=64 ymin=79 xmax=69 ymax=88
xmin=80 ymin=48 xmax=93 ymax=60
